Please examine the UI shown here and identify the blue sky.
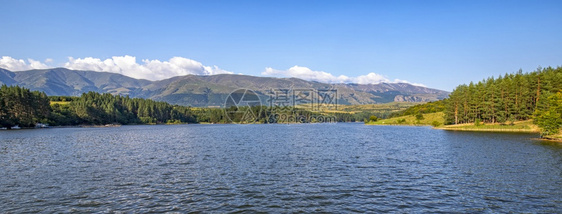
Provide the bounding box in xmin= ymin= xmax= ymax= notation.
xmin=1 ymin=0 xmax=561 ymax=90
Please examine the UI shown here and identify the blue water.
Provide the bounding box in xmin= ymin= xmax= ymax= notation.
xmin=1 ymin=123 xmax=561 ymax=212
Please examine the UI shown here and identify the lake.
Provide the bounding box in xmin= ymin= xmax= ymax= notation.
xmin=1 ymin=123 xmax=561 ymax=213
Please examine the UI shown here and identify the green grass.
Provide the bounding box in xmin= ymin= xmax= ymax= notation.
xmin=366 ymin=113 xmax=549 ymax=135
xmin=366 ymin=112 xmax=445 ymax=126
xmin=337 ymin=102 xmax=419 ymax=113
xmin=315 ymin=102 xmax=419 ymax=117
xmin=437 ymin=120 xmax=540 ymax=133
xmin=50 ymin=101 xmax=70 ymax=105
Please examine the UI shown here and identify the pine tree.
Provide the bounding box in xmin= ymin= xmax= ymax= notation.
xmin=443 ymin=66 xmax=562 ymax=127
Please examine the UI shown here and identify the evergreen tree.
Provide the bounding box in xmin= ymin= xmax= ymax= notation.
xmin=534 ymin=92 xmax=562 ymax=136
xmin=443 ymin=66 xmax=562 ymax=127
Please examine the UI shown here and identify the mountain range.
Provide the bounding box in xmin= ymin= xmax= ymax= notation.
xmin=0 ymin=68 xmax=449 ymax=107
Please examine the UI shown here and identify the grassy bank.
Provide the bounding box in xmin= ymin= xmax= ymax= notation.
xmin=365 ymin=112 xmax=445 ymax=126
xmin=436 ymin=120 xmax=540 ymax=133
xmin=437 ymin=120 xmax=562 ymax=143
xmin=334 ymin=102 xmax=418 ymax=113
xmin=368 ymin=113 xmax=562 ymax=142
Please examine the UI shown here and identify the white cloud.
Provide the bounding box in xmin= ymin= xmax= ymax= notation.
xmin=0 ymin=56 xmax=49 ymax=71
xmin=354 ymin=72 xmax=388 ymax=85
xmin=392 ymin=79 xmax=426 ymax=87
xmin=0 ymin=56 xmax=425 ymax=86
xmin=0 ymin=55 xmax=232 ymax=80
xmin=64 ymin=55 xmax=232 ymax=80
xmin=263 ymin=66 xmax=351 ymax=83
xmin=262 ymin=65 xmax=425 ymax=86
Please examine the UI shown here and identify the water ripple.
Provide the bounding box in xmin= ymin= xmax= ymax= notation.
xmin=0 ymin=124 xmax=560 ymax=212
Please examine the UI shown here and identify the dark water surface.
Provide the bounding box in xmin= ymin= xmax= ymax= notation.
xmin=1 ymin=123 xmax=561 ymax=213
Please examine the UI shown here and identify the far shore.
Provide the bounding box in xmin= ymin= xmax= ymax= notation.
xmin=0 ymin=121 xmax=345 ymax=130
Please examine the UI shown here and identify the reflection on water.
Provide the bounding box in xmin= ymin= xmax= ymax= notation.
xmin=0 ymin=124 xmax=560 ymax=212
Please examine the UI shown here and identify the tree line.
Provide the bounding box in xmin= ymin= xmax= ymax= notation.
xmin=1 ymin=85 xmax=357 ymax=128
xmin=0 ymin=87 xmax=201 ymax=127
xmin=442 ymin=66 xmax=562 ymax=135
xmin=444 ymin=66 xmax=562 ymax=124
xmin=49 ymin=91 xmax=200 ymax=125
xmin=0 ymin=85 xmax=51 ymax=128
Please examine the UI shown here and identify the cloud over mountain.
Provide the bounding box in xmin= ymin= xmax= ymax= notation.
xmin=263 ymin=66 xmax=351 ymax=83
xmin=1 ymin=55 xmax=423 ymax=86
xmin=263 ymin=66 xmax=424 ymax=86
xmin=63 ymin=56 xmax=232 ymax=80
xmin=0 ymin=56 xmax=50 ymax=71
xmin=0 ymin=55 xmax=232 ymax=81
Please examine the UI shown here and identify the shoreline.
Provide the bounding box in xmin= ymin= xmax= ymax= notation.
xmin=537 ymin=132 xmax=562 ymax=143
xmin=0 ymin=121 xmax=346 ymax=130
xmin=5 ymin=122 xmax=561 ymax=142
xmin=0 ymin=123 xmax=185 ymax=130
xmin=435 ymin=125 xmax=562 ymax=142
xmin=366 ymin=122 xmax=562 ymax=142
xmin=434 ymin=126 xmax=539 ymax=133
xmin=366 ymin=123 xmax=541 ymax=133
xmin=532 ymin=137 xmax=562 ymax=144
xmin=365 ymin=123 xmax=431 ymax=127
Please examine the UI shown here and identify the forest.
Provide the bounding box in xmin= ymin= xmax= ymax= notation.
xmin=0 ymin=85 xmax=51 ymax=128
xmin=0 ymin=86 xmax=200 ymax=127
xmin=0 ymin=85 xmax=357 ymax=128
xmin=443 ymin=66 xmax=562 ymax=135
